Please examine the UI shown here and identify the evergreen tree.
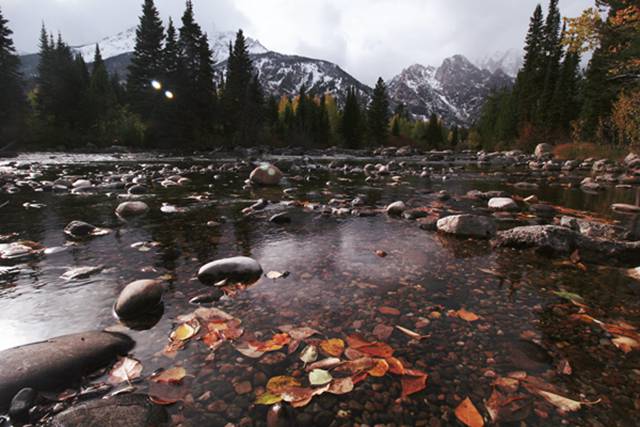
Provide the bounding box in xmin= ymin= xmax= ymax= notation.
xmin=450 ymin=126 xmax=459 ymax=148
xmin=222 ymin=29 xmax=263 ymax=144
xmin=341 ymin=87 xmax=362 ymax=149
xmin=424 ymin=112 xmax=443 ymax=148
xmin=88 ymin=44 xmax=115 ymax=121
xmin=367 ymin=77 xmax=390 ymax=146
xmin=127 ymin=0 xmax=164 ymax=118
xmin=0 ymin=7 xmax=25 ymax=143
xmin=550 ymin=47 xmax=582 ymax=134
xmin=163 ymin=18 xmax=180 ymax=86
xmin=515 ymin=4 xmax=545 ymax=125
xmin=538 ymin=0 xmax=563 ymax=128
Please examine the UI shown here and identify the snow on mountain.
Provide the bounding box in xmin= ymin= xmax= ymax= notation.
xmin=71 ymin=27 xmax=268 ymax=64
xmin=475 ymin=48 xmax=523 ymax=77
xmin=387 ymin=55 xmax=513 ymax=125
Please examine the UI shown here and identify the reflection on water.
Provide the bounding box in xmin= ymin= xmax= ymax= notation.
xmin=0 ymin=153 xmax=639 ymax=425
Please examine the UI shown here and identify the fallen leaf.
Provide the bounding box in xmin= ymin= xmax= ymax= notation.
xmin=267 ymin=376 xmax=302 ymax=394
xmin=373 ymin=324 xmax=394 ymax=341
xmin=255 ymin=392 xmax=283 ymax=405
xmin=148 ymin=381 xmax=187 ymax=405
xmin=378 ymin=306 xmax=401 ymax=315
xmin=253 ymin=333 xmax=291 ymax=352
xmin=320 ymin=338 xmax=345 ymax=357
xmin=368 ymin=359 xmax=389 ymax=377
xmin=334 ymin=357 xmax=376 ymax=375
xmin=400 ymin=369 xmax=428 ymax=398
xmin=345 ymin=334 xmax=371 ymax=349
xmin=455 ymin=397 xmax=484 ymax=427
xmin=395 ymin=325 xmax=425 ymax=340
xmin=485 ymin=390 xmax=532 ymax=423
xmin=307 ymin=357 xmax=343 ymax=371
xmin=612 ymin=336 xmax=640 ymax=353
xmin=357 ymin=342 xmax=394 ymax=358
xmin=309 ymin=369 xmax=333 ymax=386
xmin=386 ymin=357 xmax=405 ymax=375
xmin=300 ymin=345 xmax=318 ymax=364
xmin=171 ymin=320 xmax=200 ymax=341
xmin=280 ymin=387 xmax=315 ymax=408
xmin=151 ymin=367 xmax=187 ymax=384
xmin=286 ymin=326 xmax=320 ymax=341
xmin=234 ymin=341 xmax=265 ymax=358
xmin=492 ymin=377 xmax=520 ymax=394
xmin=327 ymin=377 xmax=354 ymax=395
xmin=454 ymin=309 xmax=480 ymax=322
xmin=266 ymin=271 xmax=289 ymax=280
xmin=109 ymin=357 xmax=143 ymax=385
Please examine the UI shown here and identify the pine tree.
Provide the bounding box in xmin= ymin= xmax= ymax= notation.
xmin=450 ymin=126 xmax=459 ymax=148
xmin=550 ymin=47 xmax=582 ymax=134
xmin=127 ymin=0 xmax=164 ymax=118
xmin=341 ymin=87 xmax=362 ymax=149
xmin=424 ymin=113 xmax=443 ymax=148
xmin=88 ymin=44 xmax=115 ymax=121
xmin=538 ymin=0 xmax=563 ymax=128
xmin=0 ymin=7 xmax=25 ymax=143
xmin=163 ymin=18 xmax=180 ymax=86
xmin=367 ymin=77 xmax=390 ymax=146
xmin=515 ymin=4 xmax=545 ymax=125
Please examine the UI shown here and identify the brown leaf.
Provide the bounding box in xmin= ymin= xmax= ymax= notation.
xmin=395 ymin=325 xmax=426 ymax=340
xmin=368 ymin=359 xmax=389 ymax=377
xmin=400 ymin=369 xmax=428 ymax=398
xmin=378 ymin=306 xmax=401 ymax=316
xmin=455 ymin=397 xmax=485 ymax=427
xmin=307 ymin=357 xmax=343 ymax=371
xmin=453 ymin=309 xmax=480 ymax=322
xmin=266 ymin=376 xmax=302 ymax=394
xmin=319 ymin=338 xmax=345 ymax=357
xmin=373 ymin=324 xmax=394 ymax=341
xmin=108 ymin=357 xmax=143 ymax=385
xmin=151 ymin=367 xmax=187 ymax=384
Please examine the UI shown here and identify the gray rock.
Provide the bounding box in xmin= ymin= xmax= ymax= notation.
xmin=269 ymin=212 xmax=291 ymax=224
xmin=9 ymin=388 xmax=37 ymax=422
xmin=198 ymin=256 xmax=263 ymax=285
xmin=63 ymin=221 xmax=105 ymax=239
xmin=48 ymin=394 xmax=168 ymax=427
xmin=436 ymin=214 xmax=497 ymax=239
xmin=385 ymin=201 xmax=406 ymax=216
xmin=560 ymin=216 xmax=631 ymax=240
xmin=249 ymin=163 xmax=283 ymax=186
xmin=127 ymin=185 xmax=148 ymax=195
xmin=115 ymin=201 xmax=149 ymax=218
xmin=488 ymin=197 xmax=518 ymax=211
xmin=0 ymin=331 xmax=134 ymax=409
xmin=534 ymin=143 xmax=553 ymax=159
xmin=114 ymin=279 xmax=165 ymax=319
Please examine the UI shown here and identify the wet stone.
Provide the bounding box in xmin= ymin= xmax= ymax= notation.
xmin=116 ymin=201 xmax=150 ymax=218
xmin=114 ymin=279 xmax=165 ymax=319
xmin=197 ymin=256 xmax=263 ymax=285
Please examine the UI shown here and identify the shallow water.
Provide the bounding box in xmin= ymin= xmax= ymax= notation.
xmin=1 ymin=153 xmax=639 ymax=426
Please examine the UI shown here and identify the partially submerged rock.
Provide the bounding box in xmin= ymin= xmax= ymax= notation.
xmin=63 ymin=220 xmax=109 ymax=239
xmin=0 ymin=331 xmax=134 ymax=409
xmin=47 ymin=394 xmax=168 ymax=427
xmin=385 ymin=201 xmax=406 ymax=216
xmin=488 ymin=197 xmax=518 ymax=211
xmin=116 ymin=201 xmax=150 ymax=218
xmin=198 ymin=256 xmax=263 ymax=285
xmin=437 ymin=214 xmax=497 ymax=239
xmin=114 ymin=279 xmax=165 ymax=319
xmin=249 ymin=163 xmax=283 ymax=186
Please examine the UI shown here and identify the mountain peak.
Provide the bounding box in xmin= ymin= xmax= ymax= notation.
xmin=475 ymin=49 xmax=523 ymax=77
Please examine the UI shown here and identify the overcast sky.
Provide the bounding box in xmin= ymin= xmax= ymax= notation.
xmin=3 ymin=0 xmax=592 ymax=85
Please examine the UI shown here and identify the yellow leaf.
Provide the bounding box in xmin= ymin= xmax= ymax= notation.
xmin=266 ymin=375 xmax=301 ymax=394
xmin=455 ymin=397 xmax=485 ymax=427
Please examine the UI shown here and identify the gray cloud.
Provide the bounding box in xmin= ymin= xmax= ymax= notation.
xmin=3 ymin=0 xmax=592 ymax=85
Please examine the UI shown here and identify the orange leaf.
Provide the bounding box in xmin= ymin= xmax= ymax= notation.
xmin=346 ymin=334 xmax=371 ymax=349
xmin=386 ymin=357 xmax=405 ymax=375
xmin=455 ymin=397 xmax=485 ymax=427
xmin=455 ymin=309 xmax=480 ymax=322
xmin=400 ymin=369 xmax=428 ymax=397
xmin=357 ymin=342 xmax=394 ymax=358
xmin=368 ymin=359 xmax=389 ymax=377
xmin=320 ymin=338 xmax=345 ymax=357
xmin=151 ymin=367 xmax=187 ymax=384
xmin=378 ymin=306 xmax=401 ymax=315
xmin=266 ymin=375 xmax=302 ymax=394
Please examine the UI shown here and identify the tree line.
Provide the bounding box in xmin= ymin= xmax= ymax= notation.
xmin=0 ymin=0 xmax=467 ymax=151
xmin=474 ymin=0 xmax=639 ymax=151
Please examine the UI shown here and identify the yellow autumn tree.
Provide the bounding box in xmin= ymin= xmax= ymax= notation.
xmin=611 ymin=88 xmax=640 ymax=146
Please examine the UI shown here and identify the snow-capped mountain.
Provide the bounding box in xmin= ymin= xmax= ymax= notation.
xmin=19 ymin=26 xmax=514 ymax=126
xmin=71 ymin=27 xmax=268 ymax=64
xmin=475 ymin=49 xmax=523 ymax=77
xmin=387 ymin=55 xmax=513 ymax=125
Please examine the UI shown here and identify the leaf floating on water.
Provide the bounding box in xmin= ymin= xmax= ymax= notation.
xmin=171 ymin=320 xmax=200 ymax=341
xmin=266 ymin=270 xmax=289 ymax=279
xmin=267 ymin=376 xmax=302 ymax=394
xmin=300 ymin=345 xmax=318 ymax=365
xmin=309 ymin=369 xmax=333 ymax=386
xmin=151 ymin=367 xmax=186 ymax=384
xmin=319 ymin=338 xmax=345 ymax=357
xmin=400 ymin=369 xmax=428 ymax=398
xmin=108 ymin=357 xmax=143 ymax=385
xmin=255 ymin=392 xmax=283 ymax=405
xmin=454 ymin=397 xmax=485 ymax=427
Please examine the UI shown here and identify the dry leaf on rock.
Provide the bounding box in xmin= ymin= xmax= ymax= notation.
xmin=108 ymin=357 xmax=143 ymax=385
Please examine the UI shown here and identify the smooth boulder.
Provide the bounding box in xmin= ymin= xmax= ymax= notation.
xmin=114 ymin=279 xmax=165 ymax=319
xmin=0 ymin=331 xmax=134 ymax=409
xmin=534 ymin=143 xmax=553 ymax=159
xmin=249 ymin=163 xmax=283 ymax=186
xmin=63 ymin=220 xmax=99 ymax=239
xmin=198 ymin=256 xmax=263 ymax=285
xmin=48 ymin=394 xmax=168 ymax=427
xmin=488 ymin=197 xmax=518 ymax=211
xmin=436 ymin=214 xmax=497 ymax=239
xmin=116 ymin=201 xmax=149 ymax=218
xmin=385 ymin=201 xmax=406 ymax=216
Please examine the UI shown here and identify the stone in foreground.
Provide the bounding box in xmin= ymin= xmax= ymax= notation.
xmin=436 ymin=214 xmax=497 ymax=239
xmin=249 ymin=163 xmax=283 ymax=186
xmin=114 ymin=279 xmax=165 ymax=319
xmin=198 ymin=256 xmax=263 ymax=285
xmin=48 ymin=394 xmax=168 ymax=427
xmin=385 ymin=201 xmax=407 ymax=216
xmin=488 ymin=197 xmax=518 ymax=211
xmin=116 ymin=201 xmax=150 ymax=218
xmin=0 ymin=331 xmax=134 ymax=409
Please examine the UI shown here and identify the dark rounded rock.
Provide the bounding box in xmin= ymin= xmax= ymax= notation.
xmin=0 ymin=331 xmax=134 ymax=409
xmin=48 ymin=394 xmax=168 ymax=427
xmin=9 ymin=388 xmax=37 ymax=422
xmin=63 ymin=221 xmax=97 ymax=239
xmin=115 ymin=201 xmax=149 ymax=218
xmin=250 ymin=163 xmax=283 ymax=186
xmin=114 ymin=279 xmax=165 ymax=319
xmin=197 ymin=256 xmax=263 ymax=285
xmin=269 ymin=212 xmax=291 ymax=224
xmin=127 ymin=185 xmax=148 ymax=195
